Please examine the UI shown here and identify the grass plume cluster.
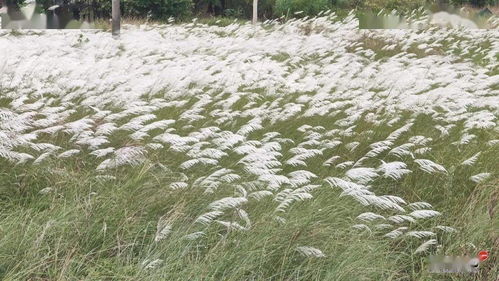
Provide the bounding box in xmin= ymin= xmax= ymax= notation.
xmin=0 ymin=12 xmax=498 ymax=280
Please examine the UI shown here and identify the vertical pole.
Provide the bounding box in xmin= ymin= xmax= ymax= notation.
xmin=252 ymin=0 xmax=257 ymax=24
xmin=112 ymin=0 xmax=120 ymax=36
xmin=0 ymin=0 xmax=5 ymax=29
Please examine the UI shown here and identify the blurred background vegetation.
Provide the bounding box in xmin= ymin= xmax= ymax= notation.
xmin=2 ymin=0 xmax=498 ymax=21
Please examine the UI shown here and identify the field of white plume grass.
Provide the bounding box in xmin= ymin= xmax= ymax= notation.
xmin=0 ymin=12 xmax=497 ymax=280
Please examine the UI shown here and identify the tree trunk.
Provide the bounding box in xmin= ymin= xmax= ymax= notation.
xmin=252 ymin=0 xmax=258 ymax=24
xmin=112 ymin=0 xmax=120 ymax=36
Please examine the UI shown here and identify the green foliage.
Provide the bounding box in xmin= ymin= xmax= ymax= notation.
xmin=256 ymin=0 xmax=277 ymax=19
xmin=123 ymin=0 xmax=193 ymax=19
xmin=361 ymin=0 xmax=428 ymax=12
xmin=8 ymin=0 xmax=499 ymax=22
xmin=34 ymin=0 xmax=193 ymax=20
xmin=274 ymin=0 xmax=331 ymax=17
xmin=449 ymin=0 xmax=498 ymax=6
xmin=200 ymin=0 xmax=277 ymax=20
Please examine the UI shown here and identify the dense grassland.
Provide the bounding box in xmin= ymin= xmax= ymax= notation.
xmin=0 ymin=14 xmax=498 ymax=280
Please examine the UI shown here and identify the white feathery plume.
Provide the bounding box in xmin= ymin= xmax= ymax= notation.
xmin=96 ymin=146 xmax=146 ymax=170
xmin=182 ymin=231 xmax=205 ymax=241
xmin=434 ymin=225 xmax=457 ymax=233
xmin=374 ymin=223 xmax=393 ymax=230
xmin=452 ymin=133 xmax=476 ymax=146
xmin=414 ymin=159 xmax=447 ymax=174
xmin=345 ymin=141 xmax=360 ymax=152
xmin=323 ymin=155 xmax=341 ymax=166
xmin=57 ymin=149 xmax=80 ymax=158
xmin=387 ymin=215 xmax=416 ymax=224
xmin=287 ymin=170 xmax=317 ymax=187
xmin=296 ymin=246 xmax=326 ymax=258
xmin=146 ymin=143 xmax=164 ymax=150
xmin=142 ymin=259 xmax=163 ymax=270
xmin=414 ymin=147 xmax=431 ymax=155
xmin=461 ymin=152 xmax=480 ymax=166
xmin=414 ymin=239 xmax=438 ymax=254
xmin=352 ymin=224 xmax=372 ymax=232
xmin=409 ymin=210 xmax=441 ymax=219
xmin=248 ymin=190 xmax=273 ymax=201
xmin=275 ymin=188 xmax=313 ymax=213
xmin=33 ymin=149 xmax=59 ymax=165
xmin=345 ymin=167 xmax=378 ymax=184
xmin=378 ymin=161 xmax=411 ymax=180
xmin=119 ymin=114 xmax=156 ymax=131
xmin=325 ymin=177 xmax=366 ymax=191
xmin=90 ymin=147 xmax=115 ymax=158
xmin=195 ymin=211 xmax=224 ymax=225
xmin=408 ymin=136 xmax=432 ymax=146
xmin=180 ymin=158 xmax=218 ymax=170
xmin=154 ymin=216 xmax=172 ymax=242
xmin=388 ymin=143 xmax=415 ymax=158
xmin=357 ymin=212 xmax=385 ymax=222
xmin=216 ymin=220 xmax=249 ymax=231
xmin=386 ymin=122 xmax=413 ymax=141
xmin=365 ymin=144 xmax=391 ymax=158
xmin=407 ymin=202 xmax=433 ymax=210
xmin=469 ymin=172 xmax=491 ymax=183
xmin=406 ymin=231 xmax=436 ymax=239
xmin=170 ymin=182 xmax=188 ymax=190
xmin=335 ymin=161 xmax=354 ymax=169
xmin=208 ymin=197 xmax=248 ymax=211
xmin=384 ymin=227 xmax=408 ymax=239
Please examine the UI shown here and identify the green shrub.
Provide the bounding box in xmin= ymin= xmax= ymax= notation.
xmin=450 ymin=0 xmax=498 ymax=6
xmin=35 ymin=0 xmax=192 ymax=20
xmin=274 ymin=0 xmax=331 ymax=18
xmin=361 ymin=0 xmax=428 ymax=11
xmin=215 ymin=0 xmax=276 ymax=20
xmin=223 ymin=8 xmax=243 ymax=17
xmin=122 ymin=0 xmax=193 ymax=19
